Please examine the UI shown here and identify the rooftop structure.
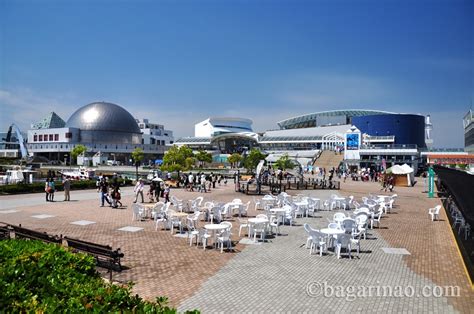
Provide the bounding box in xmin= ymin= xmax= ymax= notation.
xmin=31 ymin=112 xmax=66 ymax=129
xmin=277 ymin=109 xmax=395 ymax=130
xmin=195 ymin=117 xmax=253 ymax=137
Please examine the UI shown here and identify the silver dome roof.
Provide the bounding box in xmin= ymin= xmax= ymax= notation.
xmin=66 ymin=102 xmax=140 ymax=133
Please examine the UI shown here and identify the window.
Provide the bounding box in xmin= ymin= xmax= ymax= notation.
xmin=65 ymin=132 xmax=72 ymax=139
xmin=34 ymin=135 xmax=37 ymax=141
xmin=39 ymin=135 xmax=43 ymax=141
xmin=54 ymin=134 xmax=59 ymax=141
xmin=49 ymin=134 xmax=53 ymax=141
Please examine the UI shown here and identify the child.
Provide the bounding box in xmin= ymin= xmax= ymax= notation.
xmin=163 ymin=184 xmax=170 ymax=203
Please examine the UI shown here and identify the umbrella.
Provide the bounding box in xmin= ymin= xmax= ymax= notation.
xmin=152 ymin=177 xmax=164 ymax=182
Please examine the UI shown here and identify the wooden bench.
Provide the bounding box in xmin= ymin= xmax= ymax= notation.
xmin=10 ymin=225 xmax=62 ymax=244
xmin=0 ymin=223 xmax=11 ymax=240
xmin=64 ymin=237 xmax=124 ymax=275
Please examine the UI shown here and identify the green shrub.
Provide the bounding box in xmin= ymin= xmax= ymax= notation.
xmin=0 ymin=239 xmax=197 ymax=313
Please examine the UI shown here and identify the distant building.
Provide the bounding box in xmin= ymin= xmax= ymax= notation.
xmin=26 ymin=102 xmax=172 ymax=165
xmin=177 ymin=117 xmax=258 ymax=155
xmin=0 ymin=126 xmax=26 ymax=158
xmin=464 ymin=109 xmax=474 ymax=154
xmin=175 ymin=109 xmax=444 ymax=172
xmin=136 ymin=118 xmax=174 ymax=146
xmin=194 ymin=117 xmax=253 ymax=137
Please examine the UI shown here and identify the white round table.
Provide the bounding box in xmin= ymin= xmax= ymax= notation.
xmin=320 ymin=228 xmax=345 ymax=236
xmin=204 ymin=224 xmax=228 ymax=231
xmin=248 ymin=217 xmax=269 ymax=224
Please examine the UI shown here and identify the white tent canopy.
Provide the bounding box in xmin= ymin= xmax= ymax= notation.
xmin=388 ymin=164 xmax=413 ymax=175
xmin=386 ymin=164 xmax=415 ymax=186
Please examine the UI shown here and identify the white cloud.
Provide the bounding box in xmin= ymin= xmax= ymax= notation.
xmin=0 ymin=87 xmax=77 ymax=131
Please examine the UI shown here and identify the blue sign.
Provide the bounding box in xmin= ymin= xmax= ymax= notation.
xmin=346 ymin=133 xmax=359 ymax=150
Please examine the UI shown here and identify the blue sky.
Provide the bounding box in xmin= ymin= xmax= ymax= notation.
xmin=1 ymin=0 xmax=473 ymax=147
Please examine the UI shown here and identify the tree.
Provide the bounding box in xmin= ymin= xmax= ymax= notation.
xmin=227 ymin=153 xmax=242 ymax=168
xmin=243 ymin=148 xmax=266 ymax=173
xmin=195 ymin=150 xmax=212 ymax=168
xmin=273 ymin=154 xmax=295 ymax=171
xmin=162 ymin=145 xmax=195 ymax=171
xmin=131 ymin=148 xmax=144 ymax=180
xmin=70 ymin=145 xmax=87 ymax=165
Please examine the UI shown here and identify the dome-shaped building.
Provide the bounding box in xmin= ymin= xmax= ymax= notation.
xmin=26 ymin=101 xmax=173 ymax=166
xmin=66 ymin=102 xmax=141 ymax=144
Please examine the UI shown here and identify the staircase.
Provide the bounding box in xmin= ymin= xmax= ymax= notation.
xmin=313 ymin=150 xmax=344 ymax=170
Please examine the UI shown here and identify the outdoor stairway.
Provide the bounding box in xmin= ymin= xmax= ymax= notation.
xmin=313 ymin=150 xmax=344 ymax=170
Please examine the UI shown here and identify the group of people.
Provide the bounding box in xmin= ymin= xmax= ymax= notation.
xmin=183 ymin=172 xmax=226 ymax=193
xmin=97 ymin=173 xmax=122 ymax=208
xmin=133 ymin=178 xmax=171 ymax=204
xmin=44 ymin=176 xmax=71 ymax=202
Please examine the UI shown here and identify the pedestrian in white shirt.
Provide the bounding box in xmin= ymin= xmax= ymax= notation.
xmin=133 ymin=178 xmax=145 ymax=203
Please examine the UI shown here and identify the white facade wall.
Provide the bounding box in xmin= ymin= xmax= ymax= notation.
xmin=194 ymin=117 xmax=253 ymax=137
xmin=136 ymin=118 xmax=174 ymax=145
xmin=27 ymin=127 xmax=80 ymax=143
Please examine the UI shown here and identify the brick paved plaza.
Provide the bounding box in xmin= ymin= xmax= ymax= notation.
xmin=1 ymin=179 xmax=473 ymax=312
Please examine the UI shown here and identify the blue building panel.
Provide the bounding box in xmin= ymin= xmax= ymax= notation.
xmin=352 ymin=114 xmax=425 ymax=148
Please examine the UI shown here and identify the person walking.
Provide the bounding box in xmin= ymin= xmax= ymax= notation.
xmin=99 ymin=177 xmax=111 ymax=207
xmin=63 ymin=176 xmax=71 ymax=201
xmin=44 ymin=178 xmax=50 ymax=202
xmin=200 ymin=173 xmax=207 ymax=193
xmin=48 ymin=178 xmax=56 ymax=202
xmin=163 ymin=184 xmax=170 ymax=203
xmin=211 ymin=172 xmax=217 ymax=189
xmin=148 ymin=180 xmax=156 ymax=202
xmin=133 ymin=178 xmax=145 ymax=203
xmin=188 ymin=172 xmax=194 ymax=191
xmin=155 ymin=180 xmax=162 ymax=202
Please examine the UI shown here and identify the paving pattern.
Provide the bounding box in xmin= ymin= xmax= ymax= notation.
xmin=178 ymin=196 xmax=457 ymax=313
xmin=0 ymin=179 xmax=473 ymax=312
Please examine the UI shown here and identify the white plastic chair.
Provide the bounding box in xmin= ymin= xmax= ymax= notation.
xmin=217 ymin=229 xmax=232 ymax=253
xmin=253 ymin=196 xmax=262 ymax=210
xmin=303 ymin=223 xmax=314 ymax=249
xmin=283 ymin=205 xmax=294 ymax=225
xmin=240 ymin=201 xmax=250 ymax=217
xmin=151 ymin=201 xmax=165 ymax=220
xmin=335 ymin=234 xmax=352 ymax=259
xmin=355 ymin=215 xmax=368 ymax=239
xmin=371 ymin=209 xmax=383 ymax=229
xmin=428 ymin=205 xmax=441 ymax=221
xmin=154 ymin=209 xmax=168 ymax=231
xmin=198 ymin=229 xmax=212 ymax=250
xmin=210 ymin=206 xmax=222 ymax=224
xmin=269 ymin=216 xmax=280 ymax=236
xmin=132 ymin=203 xmax=145 ymax=221
xmin=341 ymin=218 xmax=357 ymax=234
xmin=168 ymin=213 xmax=183 ymax=234
xmin=309 ymin=230 xmax=327 ymax=256
xmin=186 ymin=219 xmax=200 ymax=246
xmin=252 ymin=222 xmax=267 ymax=242
xmin=238 ymin=218 xmax=249 ymax=237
